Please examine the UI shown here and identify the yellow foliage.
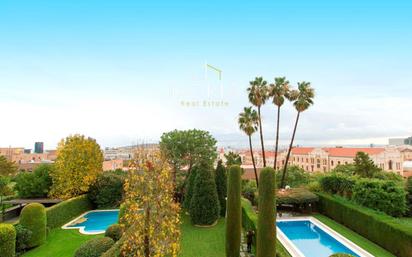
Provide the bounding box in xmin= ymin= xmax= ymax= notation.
xmin=49 ymin=134 xmax=103 ymax=199
xmin=121 ymin=148 xmax=180 ymax=257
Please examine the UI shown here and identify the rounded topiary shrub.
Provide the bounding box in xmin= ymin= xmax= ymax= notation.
xmin=225 ymin=165 xmax=241 ymax=257
xmin=74 ymin=237 xmax=115 ymax=257
xmin=15 ymin=224 xmax=33 ymax=253
xmin=19 ymin=203 xmax=46 ymax=248
xmin=105 ymin=224 xmax=124 ymax=242
xmin=257 ymin=167 xmax=276 ymax=257
xmin=189 ymin=164 xmax=220 ymax=226
xmin=0 ymin=223 xmax=16 ymax=257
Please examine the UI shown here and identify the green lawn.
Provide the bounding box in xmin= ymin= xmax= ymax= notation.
xmin=313 ymin=214 xmax=395 ymax=257
xmin=22 ymin=229 xmax=102 ymax=257
xmin=179 ymin=214 xmax=225 ymax=257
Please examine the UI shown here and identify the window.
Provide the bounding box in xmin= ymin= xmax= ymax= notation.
xmin=331 ymin=160 xmax=334 ymax=166
xmin=388 ymin=160 xmax=393 ymax=170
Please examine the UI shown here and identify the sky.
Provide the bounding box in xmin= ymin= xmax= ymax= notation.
xmin=0 ymin=0 xmax=411 ymax=150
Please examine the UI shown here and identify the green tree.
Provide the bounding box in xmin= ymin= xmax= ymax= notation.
xmin=275 ymin=165 xmax=309 ymax=188
xmin=257 ymin=167 xmax=276 ymax=257
xmin=353 ymin=152 xmax=381 ymax=178
xmin=281 ymin=82 xmax=315 ymax=188
xmin=0 ymin=176 xmax=13 ymax=206
xmin=226 ymin=165 xmax=242 ymax=257
xmin=269 ymin=77 xmax=293 ymax=170
xmin=14 ymin=164 xmax=53 ymax=198
xmin=332 ymin=164 xmax=356 ymax=175
xmin=189 ymin=164 xmax=220 ymax=226
xmin=224 ymin=151 xmax=242 ymax=166
xmin=49 ymin=134 xmax=103 ymax=199
xmin=88 ymin=171 xmax=125 ymax=208
xmin=238 ymin=107 xmax=259 ymax=187
xmin=215 ymin=160 xmax=227 ymax=216
xmin=247 ymin=77 xmax=269 ymax=167
xmin=183 ymin=165 xmax=199 ymax=210
xmin=0 ymin=156 xmax=17 ymax=177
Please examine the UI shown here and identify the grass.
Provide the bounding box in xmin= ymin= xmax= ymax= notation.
xmin=22 ymin=229 xmax=102 ymax=257
xmin=179 ymin=214 xmax=225 ymax=257
xmin=313 ymin=214 xmax=396 ymax=257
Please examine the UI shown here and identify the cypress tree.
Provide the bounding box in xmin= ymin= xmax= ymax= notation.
xmin=225 ymin=165 xmax=242 ymax=257
xmin=257 ymin=167 xmax=276 ymax=257
xmin=190 ymin=164 xmax=220 ymax=225
xmin=183 ymin=166 xmax=199 ymax=210
xmin=215 ymin=160 xmax=227 ymax=216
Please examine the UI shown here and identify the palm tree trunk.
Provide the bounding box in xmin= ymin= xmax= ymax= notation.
xmin=274 ymin=105 xmax=280 ymax=170
xmin=257 ymin=106 xmax=266 ymax=167
xmin=280 ymin=111 xmax=300 ymax=188
xmin=249 ymin=135 xmax=259 ymax=187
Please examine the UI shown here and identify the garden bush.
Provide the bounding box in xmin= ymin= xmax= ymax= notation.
xmin=319 ymin=173 xmax=356 ymax=197
xmin=88 ymin=171 xmax=124 ymax=208
xmin=215 ymin=160 xmax=227 ymax=216
xmin=317 ymin=192 xmax=412 ymax=257
xmin=242 ymin=180 xmax=257 ymax=206
xmin=14 ymin=224 xmax=32 ymax=254
xmin=118 ymin=203 xmax=126 ymax=223
xmin=276 ymin=188 xmax=318 ymax=205
xmin=19 ymin=203 xmax=46 ymax=248
xmin=105 ymin=224 xmax=124 ymax=242
xmin=226 ymin=165 xmax=241 ymax=257
xmin=257 ymin=167 xmax=276 ymax=257
xmin=406 ymin=177 xmax=412 ymax=216
xmin=46 ymin=194 xmax=94 ymax=228
xmin=352 ymin=179 xmax=407 ymax=217
xmin=14 ymin=164 xmax=53 ymax=198
xmin=189 ymin=164 xmax=220 ymax=225
xmin=275 ymin=165 xmax=309 ymax=188
xmin=0 ymin=223 xmax=16 ymax=257
xmin=74 ymin=237 xmax=114 ymax=257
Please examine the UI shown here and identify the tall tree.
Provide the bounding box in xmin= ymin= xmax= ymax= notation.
xmin=280 ymin=82 xmax=314 ymax=188
xmin=354 ymin=152 xmax=381 ymax=178
xmin=0 ymin=156 xmax=17 ymax=177
xmin=247 ymin=77 xmax=269 ymax=167
xmin=49 ymin=134 xmax=103 ymax=199
xmin=269 ymin=77 xmax=293 ymax=170
xmin=121 ymin=149 xmax=180 ymax=257
xmin=238 ymin=107 xmax=260 ymax=187
xmin=215 ymin=160 xmax=227 ymax=217
xmin=226 ymin=165 xmax=242 ymax=257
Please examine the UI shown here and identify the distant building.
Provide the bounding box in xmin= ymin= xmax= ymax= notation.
xmin=34 ymin=142 xmax=44 ymax=154
xmin=0 ymin=145 xmax=56 ymax=171
xmin=389 ymin=136 xmax=412 ymax=146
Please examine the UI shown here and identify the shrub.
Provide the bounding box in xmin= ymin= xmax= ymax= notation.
xmin=0 ymin=223 xmax=16 ymax=257
xmin=242 ymin=180 xmax=257 ymax=206
xmin=19 ymin=203 xmax=46 ymax=248
xmin=257 ymin=167 xmax=276 ymax=257
xmin=319 ymin=173 xmax=356 ymax=197
xmin=317 ymin=193 xmax=412 ymax=257
xmin=275 ymin=165 xmax=309 ymax=188
xmin=332 ymin=164 xmax=356 ymax=175
xmin=14 ymin=164 xmax=53 ymax=198
xmin=226 ymin=165 xmax=241 ymax=257
xmin=276 ymin=188 xmax=318 ymax=205
xmin=407 ymin=177 xmax=412 ymax=216
xmin=15 ymin=224 xmax=32 ymax=253
xmin=105 ymin=224 xmax=124 ymax=242
xmin=74 ymin=237 xmax=114 ymax=257
xmin=189 ymin=164 xmax=220 ymax=225
xmin=118 ymin=203 xmax=126 ymax=223
xmin=352 ymin=179 xmax=407 ymax=217
xmin=307 ymin=181 xmax=321 ymax=192
xmin=46 ymin=194 xmax=94 ymax=229
xmin=215 ymin=160 xmax=227 ymax=216
xmin=88 ymin=171 xmax=124 ymax=208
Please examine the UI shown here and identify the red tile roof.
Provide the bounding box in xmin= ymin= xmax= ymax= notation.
xmin=324 ymin=148 xmax=385 ymax=157
xmin=291 ymin=147 xmax=315 ymax=155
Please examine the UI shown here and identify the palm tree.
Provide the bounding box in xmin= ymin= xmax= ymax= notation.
xmin=238 ymin=107 xmax=260 ymax=187
xmin=280 ymin=82 xmax=315 ymax=188
xmin=247 ymin=77 xmax=269 ymax=167
xmin=269 ymin=77 xmax=292 ymax=170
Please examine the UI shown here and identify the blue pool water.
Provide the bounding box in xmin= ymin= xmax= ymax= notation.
xmin=67 ymin=210 xmax=119 ymax=234
xmin=277 ymin=220 xmax=359 ymax=257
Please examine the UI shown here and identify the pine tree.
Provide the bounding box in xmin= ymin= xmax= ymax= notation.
xmin=183 ymin=166 xmax=199 ymax=210
xmin=226 ymin=165 xmax=242 ymax=257
xmin=215 ymin=160 xmax=227 ymax=216
xmin=257 ymin=167 xmax=276 ymax=257
xmin=189 ymin=164 xmax=220 ymax=225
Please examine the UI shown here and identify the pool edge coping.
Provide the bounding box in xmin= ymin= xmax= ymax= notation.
xmin=61 ymin=209 xmax=120 ymax=235
xmin=276 ymin=216 xmax=375 ymax=257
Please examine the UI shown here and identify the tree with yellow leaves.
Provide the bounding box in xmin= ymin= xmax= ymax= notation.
xmin=49 ymin=134 xmax=103 ymax=199
xmin=121 ymin=148 xmax=180 ymax=257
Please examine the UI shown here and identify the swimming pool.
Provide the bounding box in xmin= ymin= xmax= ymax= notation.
xmin=276 ymin=217 xmax=373 ymax=257
xmin=62 ymin=210 xmax=119 ymax=235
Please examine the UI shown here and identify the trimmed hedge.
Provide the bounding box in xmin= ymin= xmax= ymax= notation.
xmin=317 ymin=193 xmax=412 ymax=257
xmin=46 ymin=194 xmax=94 ymax=229
xmin=19 ymin=203 xmax=46 ymax=248
xmin=74 ymin=237 xmax=114 ymax=257
xmin=226 ymin=165 xmax=241 ymax=257
xmin=0 ymin=223 xmax=16 ymax=257
xmin=241 ymin=198 xmax=291 ymax=257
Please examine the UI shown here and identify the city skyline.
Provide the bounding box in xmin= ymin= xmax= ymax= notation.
xmin=1 ymin=0 xmax=411 ymax=149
